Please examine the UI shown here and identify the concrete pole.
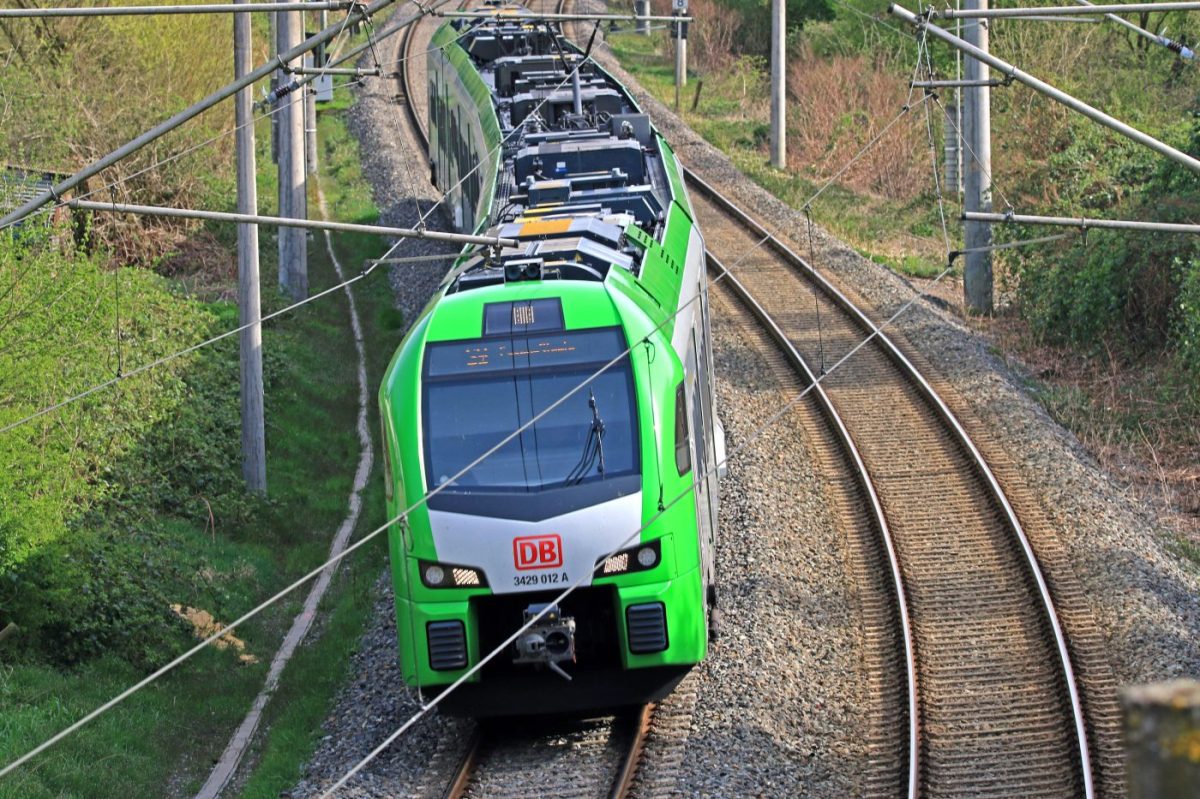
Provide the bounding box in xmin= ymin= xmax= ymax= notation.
xmin=962 ymin=0 xmax=993 ymax=313
xmin=769 ymin=0 xmax=786 ymax=169
xmin=673 ymin=11 xmax=684 ymax=110
xmin=635 ymin=0 xmax=648 ymax=34
xmin=235 ymin=0 xmax=266 ymax=493
xmin=305 ymin=55 xmax=318 ymax=175
xmin=277 ymin=1 xmax=308 ymax=300
xmin=270 ymin=11 xmax=279 ymax=164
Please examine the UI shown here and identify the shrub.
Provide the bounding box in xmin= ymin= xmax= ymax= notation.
xmin=687 ymin=0 xmax=743 ymax=72
xmin=0 ymin=228 xmax=209 ymax=576
xmin=0 ymin=13 xmax=240 ymax=264
xmin=785 ymin=41 xmax=927 ymax=199
xmin=1174 ymin=257 xmax=1200 ymax=375
xmin=1006 ymin=114 xmax=1200 ymax=356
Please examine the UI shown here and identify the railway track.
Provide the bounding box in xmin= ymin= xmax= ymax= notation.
xmin=397 ymin=7 xmax=430 ymax=153
xmin=393 ymin=2 xmax=1117 ymax=795
xmin=688 ymin=170 xmax=1105 ymax=797
xmin=441 ymin=705 xmax=653 ymax=799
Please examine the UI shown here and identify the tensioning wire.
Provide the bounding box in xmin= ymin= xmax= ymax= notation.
xmin=318 ymin=238 xmax=970 ymax=799
xmin=0 ymin=17 xmax=597 ymax=437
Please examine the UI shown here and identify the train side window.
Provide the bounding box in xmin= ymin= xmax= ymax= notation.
xmin=674 ymin=382 xmax=691 ymax=475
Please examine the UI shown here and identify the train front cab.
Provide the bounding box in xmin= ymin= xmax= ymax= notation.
xmin=379 ymin=283 xmax=714 ymax=716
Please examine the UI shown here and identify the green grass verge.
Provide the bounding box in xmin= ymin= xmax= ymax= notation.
xmin=231 ymin=91 xmax=403 ymax=799
xmin=0 ymin=80 xmax=400 ymax=797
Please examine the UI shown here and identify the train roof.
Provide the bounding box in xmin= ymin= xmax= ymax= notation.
xmin=427 ymin=10 xmax=698 ymax=345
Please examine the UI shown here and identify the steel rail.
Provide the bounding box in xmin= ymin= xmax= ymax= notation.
xmin=441 ymin=705 xmax=652 ymax=799
xmin=707 ymin=251 xmax=920 ymax=799
xmin=441 ymin=728 xmax=483 ymax=799
xmin=684 ymin=167 xmax=1095 ymax=798
xmin=608 ymin=704 xmax=654 ymax=799
xmin=399 ymin=5 xmax=431 ymax=152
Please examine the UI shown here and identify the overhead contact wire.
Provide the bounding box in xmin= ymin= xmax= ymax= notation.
xmin=318 ymin=235 xmax=971 ymax=799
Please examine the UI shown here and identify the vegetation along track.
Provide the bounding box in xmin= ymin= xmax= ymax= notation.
xmin=688 ymin=169 xmax=1116 ymax=797
xmin=441 ymin=705 xmax=653 ymax=799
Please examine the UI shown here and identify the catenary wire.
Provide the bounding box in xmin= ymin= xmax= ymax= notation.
xmin=0 ymin=38 xmax=723 ymax=775
xmin=0 ymin=212 xmax=759 ymax=780
xmin=0 ymin=0 xmax=445 ymax=237
xmin=320 ymin=33 xmax=979 ymax=791
xmin=918 ymin=26 xmax=955 ymax=255
xmin=828 ymin=0 xmax=917 ymax=41
xmin=318 ymin=242 xmax=968 ymax=799
xmin=0 ymin=11 xmax=589 ymax=436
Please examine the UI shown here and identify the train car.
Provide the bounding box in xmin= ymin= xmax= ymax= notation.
xmin=378 ymin=3 xmax=724 ymax=715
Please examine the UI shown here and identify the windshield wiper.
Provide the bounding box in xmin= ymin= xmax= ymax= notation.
xmin=563 ymin=388 xmax=605 ymax=486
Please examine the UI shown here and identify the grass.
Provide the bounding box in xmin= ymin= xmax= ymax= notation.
xmin=0 ymin=77 xmax=400 ymax=798
xmin=1001 ymin=323 xmax=1200 ymax=563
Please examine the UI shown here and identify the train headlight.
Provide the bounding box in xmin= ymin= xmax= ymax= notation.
xmin=424 ymin=564 xmax=446 ymax=586
xmin=596 ymin=539 xmax=662 ymax=576
xmin=419 ymin=560 xmax=487 ymax=588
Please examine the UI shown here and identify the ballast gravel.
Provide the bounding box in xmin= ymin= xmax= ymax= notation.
xmin=292 ymin=3 xmax=1198 ymax=796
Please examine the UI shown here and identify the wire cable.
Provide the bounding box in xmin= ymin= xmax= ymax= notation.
xmin=0 ymin=216 xmax=760 ymax=779
xmin=317 ymin=234 xmax=969 ymax=799
xmin=0 ymin=1 xmax=439 ymax=237
xmin=2 ymin=9 xmax=934 ymax=778
xmin=1 ymin=9 xmax=596 ymax=437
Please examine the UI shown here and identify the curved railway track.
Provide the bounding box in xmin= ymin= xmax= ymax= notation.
xmin=688 ymin=170 xmax=1098 ymax=797
xmin=393 ymin=3 xmax=1109 ymax=795
xmin=397 ymin=9 xmax=430 ymax=153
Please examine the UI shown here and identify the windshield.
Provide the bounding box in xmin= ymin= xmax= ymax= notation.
xmin=423 ymin=327 xmax=639 ymax=493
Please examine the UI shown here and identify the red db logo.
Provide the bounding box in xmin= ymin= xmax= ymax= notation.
xmin=513 ymin=534 xmax=563 ymax=570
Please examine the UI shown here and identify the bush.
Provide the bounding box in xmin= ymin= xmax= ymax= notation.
xmin=1175 ymin=257 xmax=1200 ymax=375
xmin=785 ymin=41 xmax=927 ymax=198
xmin=0 ymin=13 xmax=240 ymax=264
xmin=0 ymin=228 xmax=210 ymax=576
xmin=1006 ymin=114 xmax=1200 ymax=359
xmin=2 ymin=531 xmax=191 ymax=670
xmin=687 ymin=0 xmax=743 ymax=71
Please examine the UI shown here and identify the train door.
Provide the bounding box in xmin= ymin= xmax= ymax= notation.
xmin=685 ymin=330 xmax=717 ymax=607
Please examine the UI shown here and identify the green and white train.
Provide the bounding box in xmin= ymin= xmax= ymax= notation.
xmin=378 ymin=4 xmax=723 ymax=714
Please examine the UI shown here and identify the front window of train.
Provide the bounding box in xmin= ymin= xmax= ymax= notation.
xmin=422 ymin=327 xmax=640 ymax=496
